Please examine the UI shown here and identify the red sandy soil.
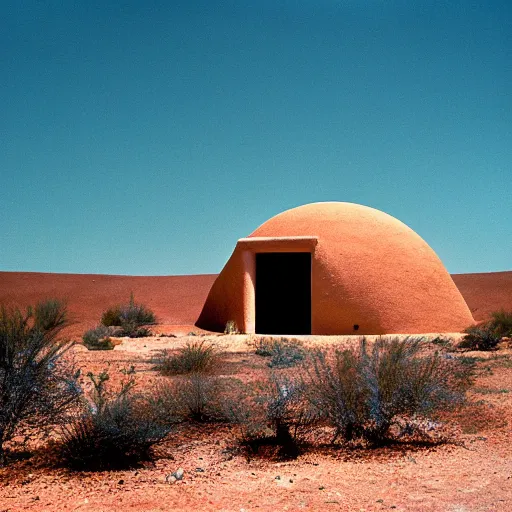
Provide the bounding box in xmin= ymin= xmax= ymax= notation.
xmin=0 ymin=271 xmax=511 ymax=338
xmin=0 ymin=271 xmax=511 ymax=510
xmin=0 ymin=335 xmax=511 ymax=512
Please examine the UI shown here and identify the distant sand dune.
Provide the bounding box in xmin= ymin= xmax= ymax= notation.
xmin=0 ymin=270 xmax=510 ymax=338
xmin=0 ymin=272 xmax=216 ymax=338
xmin=452 ymin=271 xmax=512 ymax=322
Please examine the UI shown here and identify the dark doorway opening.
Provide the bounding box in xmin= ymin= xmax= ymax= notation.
xmin=255 ymin=252 xmax=311 ymax=335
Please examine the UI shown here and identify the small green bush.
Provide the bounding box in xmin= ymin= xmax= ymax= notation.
xmin=60 ymin=370 xmax=171 ymax=470
xmin=430 ymin=335 xmax=453 ymax=349
xmin=100 ymin=293 xmax=155 ymax=337
xmin=224 ymin=320 xmax=239 ymax=334
xmin=154 ymin=341 xmax=217 ymax=376
xmin=254 ymin=337 xmax=306 ymax=368
xmin=33 ymin=298 xmax=68 ymax=332
xmin=459 ymin=326 xmax=501 ymax=351
xmin=305 ymin=337 xmax=473 ymax=445
xmin=488 ymin=310 xmax=512 ymax=338
xmin=82 ymin=325 xmax=116 ymax=350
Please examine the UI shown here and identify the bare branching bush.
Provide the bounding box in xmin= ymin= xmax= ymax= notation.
xmin=60 ymin=369 xmax=171 ymax=470
xmin=228 ymin=376 xmax=318 ymax=459
xmin=254 ymin=337 xmax=306 ymax=368
xmin=100 ymin=293 xmax=155 ymax=337
xmin=305 ymin=337 xmax=473 ymax=445
xmin=154 ymin=341 xmax=217 ymax=376
xmin=0 ymin=300 xmax=81 ymax=464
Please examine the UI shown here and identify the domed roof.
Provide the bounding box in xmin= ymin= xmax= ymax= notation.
xmin=197 ymin=202 xmax=474 ymax=334
xmin=250 ymin=201 xmax=429 ymax=243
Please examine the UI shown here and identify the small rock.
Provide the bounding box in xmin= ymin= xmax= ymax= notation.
xmin=319 ymin=486 xmax=325 ymax=490
xmin=195 ymin=467 xmax=205 ymax=472
xmin=118 ymin=479 xmax=124 ymax=485
xmin=165 ymin=475 xmax=177 ymax=484
xmin=275 ymin=476 xmax=281 ymax=480
xmin=173 ymin=468 xmax=184 ymax=480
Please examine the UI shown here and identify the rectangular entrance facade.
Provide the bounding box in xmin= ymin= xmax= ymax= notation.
xmin=236 ymin=236 xmax=318 ymax=334
xmin=255 ymin=252 xmax=311 ymax=335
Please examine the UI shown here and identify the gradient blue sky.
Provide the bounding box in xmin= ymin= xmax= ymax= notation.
xmin=1 ymin=1 xmax=510 ymax=276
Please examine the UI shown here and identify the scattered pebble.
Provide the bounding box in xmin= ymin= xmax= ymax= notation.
xmin=173 ymin=468 xmax=184 ymax=481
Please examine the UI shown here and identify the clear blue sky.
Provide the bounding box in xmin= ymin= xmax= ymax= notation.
xmin=1 ymin=1 xmax=510 ymax=276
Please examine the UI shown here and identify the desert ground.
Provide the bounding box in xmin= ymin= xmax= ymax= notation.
xmin=0 ymin=271 xmax=511 ymax=511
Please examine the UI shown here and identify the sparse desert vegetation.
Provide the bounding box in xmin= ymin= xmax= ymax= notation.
xmin=82 ymin=325 xmax=116 ymax=350
xmin=81 ymin=294 xmax=156 ymax=349
xmin=0 ymin=300 xmax=81 ymax=464
xmin=459 ymin=309 xmax=512 ymax=351
xmin=253 ymin=336 xmax=306 ymax=368
xmin=0 ymin=325 xmax=511 ymax=510
xmin=59 ymin=369 xmax=171 ymax=471
xmin=100 ymin=293 xmax=156 ymax=337
xmin=0 ymin=274 xmax=511 ymax=510
xmin=154 ymin=340 xmax=218 ymax=375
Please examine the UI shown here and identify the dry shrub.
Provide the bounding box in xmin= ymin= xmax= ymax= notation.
xmin=254 ymin=337 xmax=306 ymax=368
xmin=60 ymin=370 xmax=171 ymax=470
xmin=488 ymin=309 xmax=512 ymax=338
xmin=305 ymin=337 xmax=474 ymax=445
xmin=82 ymin=325 xmax=116 ymax=350
xmin=149 ymin=374 xmax=226 ymax=423
xmin=459 ymin=326 xmax=501 ymax=351
xmin=224 ymin=320 xmax=239 ymax=334
xmin=100 ymin=293 xmax=155 ymax=337
xmin=227 ymin=375 xmax=318 ymax=459
xmin=154 ymin=341 xmax=217 ymax=376
xmin=0 ymin=300 xmax=81 ymax=464
xmin=459 ymin=310 xmax=512 ymax=351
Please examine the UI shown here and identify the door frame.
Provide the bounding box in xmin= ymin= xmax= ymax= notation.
xmin=235 ymin=236 xmax=318 ymax=334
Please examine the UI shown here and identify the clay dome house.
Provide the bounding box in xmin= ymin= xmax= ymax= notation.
xmin=196 ymin=202 xmax=474 ymax=335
